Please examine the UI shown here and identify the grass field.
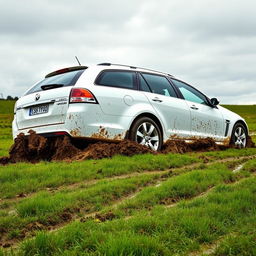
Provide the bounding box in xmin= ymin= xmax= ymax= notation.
xmin=0 ymin=100 xmax=256 ymax=255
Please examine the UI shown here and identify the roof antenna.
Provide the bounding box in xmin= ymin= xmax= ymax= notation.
xmin=75 ymin=56 xmax=81 ymax=66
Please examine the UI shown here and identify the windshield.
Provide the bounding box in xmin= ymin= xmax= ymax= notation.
xmin=25 ymin=70 xmax=84 ymax=95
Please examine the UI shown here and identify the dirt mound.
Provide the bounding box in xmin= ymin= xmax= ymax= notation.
xmin=0 ymin=132 xmax=153 ymax=165
xmin=247 ymin=136 xmax=255 ymax=148
xmin=161 ymin=140 xmax=190 ymax=154
xmin=4 ymin=130 xmax=49 ymax=163
xmin=73 ymin=140 xmax=154 ymax=161
xmin=189 ymin=137 xmax=220 ymax=151
xmin=0 ymin=132 xmax=255 ymax=165
xmin=0 ymin=131 xmax=79 ymax=165
xmin=51 ymin=136 xmax=80 ymax=161
xmin=161 ymin=138 xmax=220 ymax=154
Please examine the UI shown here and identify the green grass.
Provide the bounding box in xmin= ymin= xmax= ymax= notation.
xmin=223 ymin=104 xmax=256 ymax=132
xmin=0 ymin=100 xmax=15 ymax=115
xmin=197 ymin=147 xmax=256 ymax=160
xmin=15 ymin=176 xmax=256 ymax=256
xmin=0 ymin=173 xmax=161 ymax=240
xmin=110 ymin=163 xmax=248 ymax=216
xmin=0 ymin=100 xmax=15 ymax=156
xmin=0 ymin=159 xmax=254 ymax=251
xmin=211 ymin=223 xmax=256 ymax=256
xmin=16 ymin=174 xmax=159 ymax=218
xmin=0 ymin=153 xmax=199 ymax=199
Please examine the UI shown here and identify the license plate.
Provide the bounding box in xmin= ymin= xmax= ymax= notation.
xmin=29 ymin=104 xmax=49 ymax=116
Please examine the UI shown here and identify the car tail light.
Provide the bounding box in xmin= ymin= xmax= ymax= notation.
xmin=53 ymin=132 xmax=68 ymax=136
xmin=70 ymin=88 xmax=98 ymax=103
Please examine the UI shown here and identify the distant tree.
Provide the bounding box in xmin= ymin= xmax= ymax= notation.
xmin=6 ymin=96 xmax=14 ymax=100
xmin=14 ymin=97 xmax=18 ymax=100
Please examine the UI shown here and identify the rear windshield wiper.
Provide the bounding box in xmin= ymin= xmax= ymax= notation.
xmin=41 ymin=84 xmax=64 ymax=90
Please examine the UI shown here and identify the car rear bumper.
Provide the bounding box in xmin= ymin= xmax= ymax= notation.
xmin=12 ymin=104 xmax=130 ymax=141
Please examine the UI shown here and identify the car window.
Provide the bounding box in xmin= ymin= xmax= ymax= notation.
xmin=97 ymin=71 xmax=136 ymax=89
xmin=171 ymin=79 xmax=208 ymax=105
xmin=139 ymin=74 xmax=151 ymax=92
xmin=141 ymin=73 xmax=177 ymax=97
xmin=25 ymin=70 xmax=84 ymax=95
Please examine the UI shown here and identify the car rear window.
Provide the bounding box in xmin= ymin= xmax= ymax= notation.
xmin=96 ymin=70 xmax=136 ymax=89
xmin=25 ymin=70 xmax=85 ymax=95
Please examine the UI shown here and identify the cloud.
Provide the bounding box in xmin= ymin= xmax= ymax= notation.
xmin=0 ymin=0 xmax=255 ymax=104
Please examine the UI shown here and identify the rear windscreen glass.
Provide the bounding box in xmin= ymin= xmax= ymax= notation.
xmin=25 ymin=70 xmax=85 ymax=95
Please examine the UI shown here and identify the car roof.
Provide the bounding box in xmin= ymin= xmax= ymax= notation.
xmin=45 ymin=63 xmax=175 ymax=79
xmin=96 ymin=63 xmax=174 ymax=77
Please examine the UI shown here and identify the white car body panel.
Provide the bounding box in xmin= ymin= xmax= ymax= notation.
xmin=12 ymin=64 xmax=248 ymax=147
xmin=143 ymin=92 xmax=191 ymax=139
xmin=185 ymin=100 xmax=225 ymax=140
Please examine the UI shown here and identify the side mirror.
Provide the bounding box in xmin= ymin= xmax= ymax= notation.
xmin=210 ymin=98 xmax=219 ymax=106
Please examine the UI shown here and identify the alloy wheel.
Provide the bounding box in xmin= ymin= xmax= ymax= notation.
xmin=234 ymin=126 xmax=247 ymax=148
xmin=136 ymin=122 xmax=159 ymax=150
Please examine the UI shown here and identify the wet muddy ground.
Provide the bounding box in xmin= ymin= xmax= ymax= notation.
xmin=0 ymin=130 xmax=255 ymax=165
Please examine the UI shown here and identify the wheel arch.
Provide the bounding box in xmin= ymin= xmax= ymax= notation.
xmin=127 ymin=113 xmax=164 ymax=139
xmin=233 ymin=120 xmax=249 ymax=136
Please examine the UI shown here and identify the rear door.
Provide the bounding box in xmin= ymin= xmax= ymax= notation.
xmin=16 ymin=69 xmax=85 ymax=129
xmin=139 ymin=73 xmax=191 ymax=139
xmin=171 ymin=79 xmax=225 ymax=140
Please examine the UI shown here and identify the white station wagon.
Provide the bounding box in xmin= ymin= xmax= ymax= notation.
xmin=12 ymin=63 xmax=248 ymax=150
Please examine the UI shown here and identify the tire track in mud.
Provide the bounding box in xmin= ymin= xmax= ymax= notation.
xmin=2 ymin=156 xmax=256 ymax=250
xmin=188 ymin=236 xmax=227 ymax=256
xmin=1 ymin=154 xmax=255 ymax=209
xmin=39 ymin=161 xmax=256 ymax=238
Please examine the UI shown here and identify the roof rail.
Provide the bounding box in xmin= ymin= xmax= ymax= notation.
xmin=97 ymin=63 xmax=173 ymax=77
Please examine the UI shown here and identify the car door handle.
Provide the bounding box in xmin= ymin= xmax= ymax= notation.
xmin=190 ymin=105 xmax=199 ymax=110
xmin=152 ymin=97 xmax=163 ymax=103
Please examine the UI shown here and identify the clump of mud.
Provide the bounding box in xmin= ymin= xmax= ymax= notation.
xmin=161 ymin=137 xmax=220 ymax=154
xmin=73 ymin=140 xmax=154 ymax=161
xmin=0 ymin=131 xmax=254 ymax=165
xmin=0 ymin=131 xmax=81 ymax=165
xmin=0 ymin=131 xmax=153 ymax=165
xmin=161 ymin=140 xmax=190 ymax=154
xmin=247 ymin=136 xmax=255 ymax=148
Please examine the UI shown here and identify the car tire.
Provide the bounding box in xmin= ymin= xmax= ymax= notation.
xmin=230 ymin=123 xmax=247 ymax=148
xmin=129 ymin=117 xmax=163 ymax=151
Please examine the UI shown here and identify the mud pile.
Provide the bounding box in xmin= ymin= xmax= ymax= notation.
xmin=0 ymin=131 xmax=81 ymax=165
xmin=73 ymin=140 xmax=154 ymax=161
xmin=0 ymin=131 xmax=254 ymax=165
xmin=246 ymin=136 xmax=255 ymax=148
xmin=0 ymin=131 xmax=153 ymax=165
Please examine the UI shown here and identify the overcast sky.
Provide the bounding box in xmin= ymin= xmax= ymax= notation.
xmin=0 ymin=0 xmax=255 ymax=104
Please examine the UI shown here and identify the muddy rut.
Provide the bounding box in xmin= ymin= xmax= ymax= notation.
xmin=1 ymin=130 xmax=254 ymax=165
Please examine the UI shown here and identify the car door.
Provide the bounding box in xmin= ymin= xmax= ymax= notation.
xmin=139 ymin=73 xmax=191 ymax=139
xmin=171 ymin=79 xmax=225 ymax=141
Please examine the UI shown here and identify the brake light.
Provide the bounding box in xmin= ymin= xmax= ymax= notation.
xmin=53 ymin=132 xmax=68 ymax=136
xmin=70 ymin=88 xmax=97 ymax=103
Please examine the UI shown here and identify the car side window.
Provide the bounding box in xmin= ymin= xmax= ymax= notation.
xmin=141 ymin=73 xmax=177 ymax=97
xmin=139 ymin=74 xmax=151 ymax=92
xmin=171 ymin=79 xmax=208 ymax=105
xmin=96 ymin=71 xmax=136 ymax=89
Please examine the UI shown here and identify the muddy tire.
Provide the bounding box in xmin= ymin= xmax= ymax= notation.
xmin=230 ymin=123 xmax=247 ymax=148
xmin=129 ymin=117 xmax=163 ymax=151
